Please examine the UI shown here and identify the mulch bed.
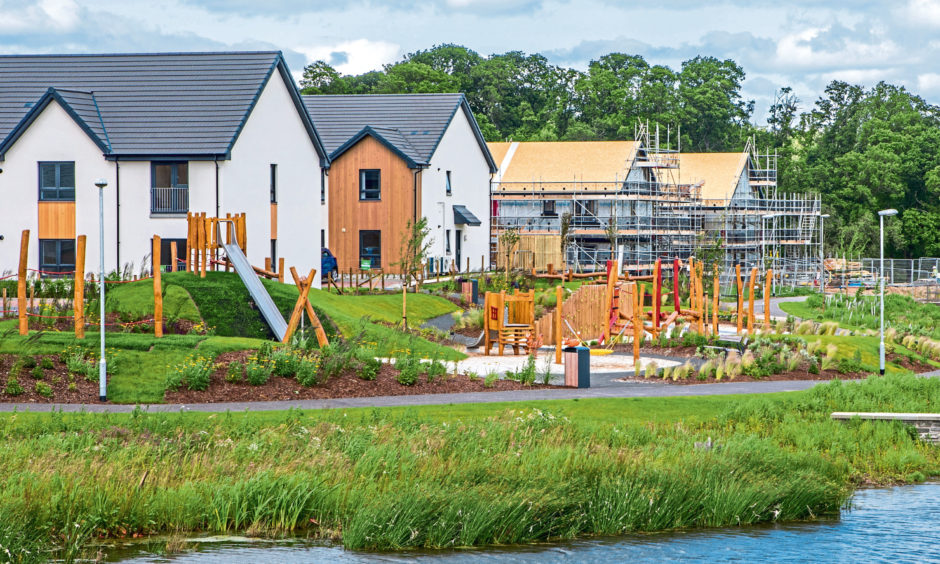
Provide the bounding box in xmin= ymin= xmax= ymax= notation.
xmin=163 ymin=350 xmax=560 ymax=403
xmin=0 ymin=353 xmax=101 ymax=403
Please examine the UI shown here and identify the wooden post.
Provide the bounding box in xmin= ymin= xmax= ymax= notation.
xmin=18 ymin=230 xmax=28 ymax=335
xmin=736 ymin=264 xmax=743 ymax=334
xmin=712 ymin=267 xmax=719 ymax=335
xmin=402 ymin=282 xmax=408 ymax=329
xmin=199 ymin=213 xmax=207 ymax=278
xmin=481 ymin=255 xmax=484 ymax=272
xmin=747 ymin=267 xmax=757 ymax=334
xmin=466 ymin=256 xmax=470 ymax=273
xmin=555 ymin=284 xmax=563 ymax=364
xmin=278 ymin=258 xmax=285 ymax=283
xmin=265 ymin=257 xmax=272 ymax=272
xmin=186 ymin=212 xmax=193 ymax=273
xmin=632 ymin=282 xmax=641 ymax=368
xmin=282 ymin=268 xmax=315 ymax=343
xmin=290 ymin=267 xmax=328 ymax=347
xmin=29 ymin=284 xmax=35 ymax=317
xmin=170 ymin=241 xmax=178 ymax=273
xmin=224 ymin=213 xmax=232 ymax=272
xmin=74 ymin=235 xmax=86 ymax=339
xmin=697 ymin=262 xmax=705 ymax=334
xmin=652 ymin=259 xmax=661 ymax=336
xmin=153 ymin=236 xmax=163 ymax=338
xmin=764 ymin=269 xmax=772 ymax=332
xmin=604 ymin=260 xmax=618 ymax=344
xmin=672 ymin=259 xmax=680 ymax=313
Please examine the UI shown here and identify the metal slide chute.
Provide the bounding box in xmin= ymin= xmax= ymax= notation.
xmin=216 ymin=220 xmax=288 ymax=341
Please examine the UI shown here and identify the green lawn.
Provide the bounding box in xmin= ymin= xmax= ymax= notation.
xmin=0 ymin=272 xmax=464 ymax=402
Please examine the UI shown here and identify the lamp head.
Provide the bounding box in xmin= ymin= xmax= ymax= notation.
xmin=94 ymin=178 xmax=108 ymax=189
xmin=878 ymin=209 xmax=898 ymax=217
xmin=821 ymin=214 xmax=830 ymax=219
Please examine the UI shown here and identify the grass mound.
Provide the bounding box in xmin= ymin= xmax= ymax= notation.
xmin=106 ymin=281 xmax=201 ymax=323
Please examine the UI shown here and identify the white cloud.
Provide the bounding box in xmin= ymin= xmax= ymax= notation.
xmin=297 ymin=39 xmax=401 ymax=75
xmin=0 ymin=0 xmax=80 ymax=32
xmin=899 ymin=0 xmax=940 ymax=27
xmin=773 ymin=25 xmax=901 ymax=71
xmin=917 ymin=72 xmax=940 ymax=94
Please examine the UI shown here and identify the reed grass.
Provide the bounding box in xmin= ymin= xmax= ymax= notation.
xmin=0 ymin=375 xmax=938 ymax=561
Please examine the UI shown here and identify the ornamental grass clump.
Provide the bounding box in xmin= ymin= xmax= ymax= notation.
xmin=643 ymin=361 xmax=658 ymax=379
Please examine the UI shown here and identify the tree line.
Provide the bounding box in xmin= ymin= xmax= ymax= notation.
xmin=300 ymin=45 xmax=940 ymax=259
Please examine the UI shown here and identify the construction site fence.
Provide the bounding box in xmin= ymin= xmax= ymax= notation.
xmin=852 ymin=258 xmax=940 ymax=286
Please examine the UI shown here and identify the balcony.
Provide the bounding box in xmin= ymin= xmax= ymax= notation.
xmin=151 ymin=186 xmax=189 ymax=215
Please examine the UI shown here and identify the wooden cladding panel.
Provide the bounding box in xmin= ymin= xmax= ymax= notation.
xmin=270 ymin=203 xmax=278 ymax=240
xmin=497 ymin=234 xmax=562 ymax=272
xmin=327 ymin=135 xmax=419 ymax=273
xmin=37 ymin=202 xmax=76 ymax=239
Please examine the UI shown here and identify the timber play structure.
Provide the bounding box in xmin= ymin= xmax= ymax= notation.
xmin=482 ymin=258 xmax=775 ymax=368
xmin=4 ymin=212 xmax=329 ymax=346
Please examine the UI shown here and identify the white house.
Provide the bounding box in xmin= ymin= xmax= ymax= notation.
xmin=0 ymin=52 xmax=329 ymax=286
xmin=302 ymin=93 xmax=496 ymax=274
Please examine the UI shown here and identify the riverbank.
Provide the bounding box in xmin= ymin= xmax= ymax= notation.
xmin=1 ymin=374 xmax=938 ymax=562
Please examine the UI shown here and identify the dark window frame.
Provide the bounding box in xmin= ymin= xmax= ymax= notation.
xmin=359 ymin=169 xmax=381 ymax=201
xmin=359 ymin=230 xmax=381 ymax=268
xmin=39 ymin=238 xmax=76 ymax=277
xmin=150 ymin=161 xmax=189 ymax=214
xmin=38 ymin=161 xmax=75 ymax=202
xmin=320 ymin=169 xmax=326 ymax=204
xmin=152 ymin=237 xmax=187 ymax=272
xmin=542 ymin=200 xmax=557 ymax=216
xmin=445 ymin=170 xmax=452 ymax=196
xmin=270 ymin=163 xmax=278 ymax=204
xmin=445 ymin=229 xmax=451 ymax=254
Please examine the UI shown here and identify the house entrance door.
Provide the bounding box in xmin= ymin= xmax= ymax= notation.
xmin=455 ymin=230 xmax=462 ymax=270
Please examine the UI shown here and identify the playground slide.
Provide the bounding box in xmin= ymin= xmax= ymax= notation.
xmin=222 ymin=242 xmax=288 ymax=341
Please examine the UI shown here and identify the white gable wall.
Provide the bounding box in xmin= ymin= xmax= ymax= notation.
xmin=421 ymin=107 xmax=491 ymax=272
xmin=0 ymin=100 xmax=115 ymax=274
xmin=224 ymin=70 xmax=324 ymax=286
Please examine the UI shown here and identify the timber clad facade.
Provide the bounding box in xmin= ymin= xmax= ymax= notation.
xmin=326 ymin=134 xmax=421 ymax=271
xmin=303 ymin=93 xmax=497 ymax=275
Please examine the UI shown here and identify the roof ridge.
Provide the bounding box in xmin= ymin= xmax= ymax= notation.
xmin=0 ymin=51 xmax=281 ymax=58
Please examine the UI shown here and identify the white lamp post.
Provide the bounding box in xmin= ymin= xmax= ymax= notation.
xmin=820 ymin=214 xmax=830 ymax=295
xmin=95 ymin=178 xmax=108 ymax=401
xmin=878 ymin=208 xmax=898 ymax=376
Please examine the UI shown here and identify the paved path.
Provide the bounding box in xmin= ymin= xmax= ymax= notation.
xmin=753 ymin=295 xmax=809 ymax=319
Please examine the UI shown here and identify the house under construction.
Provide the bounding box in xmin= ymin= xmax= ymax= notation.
xmin=489 ymin=125 xmax=821 ymax=288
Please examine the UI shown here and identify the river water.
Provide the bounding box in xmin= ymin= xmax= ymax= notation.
xmin=110 ymin=483 xmax=939 ymax=563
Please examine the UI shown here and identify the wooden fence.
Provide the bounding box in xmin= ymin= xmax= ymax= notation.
xmin=535 ymin=283 xmax=609 ymax=345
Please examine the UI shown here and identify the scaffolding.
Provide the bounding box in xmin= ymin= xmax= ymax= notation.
xmin=490 ymin=127 xmax=822 ymax=289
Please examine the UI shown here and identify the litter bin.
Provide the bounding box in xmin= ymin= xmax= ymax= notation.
xmin=563 ymin=346 xmax=590 ymax=388
xmin=470 ymin=278 xmax=479 ymax=305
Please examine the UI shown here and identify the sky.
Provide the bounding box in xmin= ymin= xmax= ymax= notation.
xmin=1 ymin=0 xmax=939 ymax=121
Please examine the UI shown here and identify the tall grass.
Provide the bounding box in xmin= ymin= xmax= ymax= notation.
xmin=0 ymin=375 xmax=937 ymax=560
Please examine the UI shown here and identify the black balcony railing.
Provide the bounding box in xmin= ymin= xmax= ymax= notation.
xmin=151 ymin=186 xmax=189 ymax=214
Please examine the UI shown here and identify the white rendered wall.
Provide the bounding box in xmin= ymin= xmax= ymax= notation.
xmin=421 ymin=108 xmax=492 ymax=272
xmin=0 ymin=101 xmax=115 ymax=275
xmin=224 ymin=71 xmax=324 ymax=286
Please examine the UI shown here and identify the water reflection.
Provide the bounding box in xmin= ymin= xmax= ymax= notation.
xmin=111 ymin=483 xmax=940 ymax=563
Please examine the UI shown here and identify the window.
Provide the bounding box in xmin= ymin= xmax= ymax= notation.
xmin=39 ymin=239 xmax=75 ymax=276
xmin=270 ymin=240 xmax=277 ymax=272
xmin=320 ymin=169 xmax=326 ymax=204
xmin=359 ymin=169 xmax=380 ymax=200
xmin=359 ymin=230 xmax=381 ymax=268
xmin=270 ymin=164 xmax=277 ymax=203
xmin=541 ymin=200 xmax=557 ymax=216
xmin=151 ymin=162 xmax=189 ymax=214
xmin=154 ymin=238 xmax=187 ymax=271
xmin=38 ymin=162 xmax=75 ymax=201
xmin=320 ymin=229 xmax=325 ymax=249
xmin=445 ymin=229 xmax=451 ymax=254
xmin=445 ymin=170 xmax=452 ymax=196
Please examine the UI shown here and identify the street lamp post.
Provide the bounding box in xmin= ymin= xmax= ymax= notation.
xmin=820 ymin=214 xmax=830 ymax=295
xmin=95 ymin=178 xmax=108 ymax=401
xmin=878 ymin=208 xmax=898 ymax=376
